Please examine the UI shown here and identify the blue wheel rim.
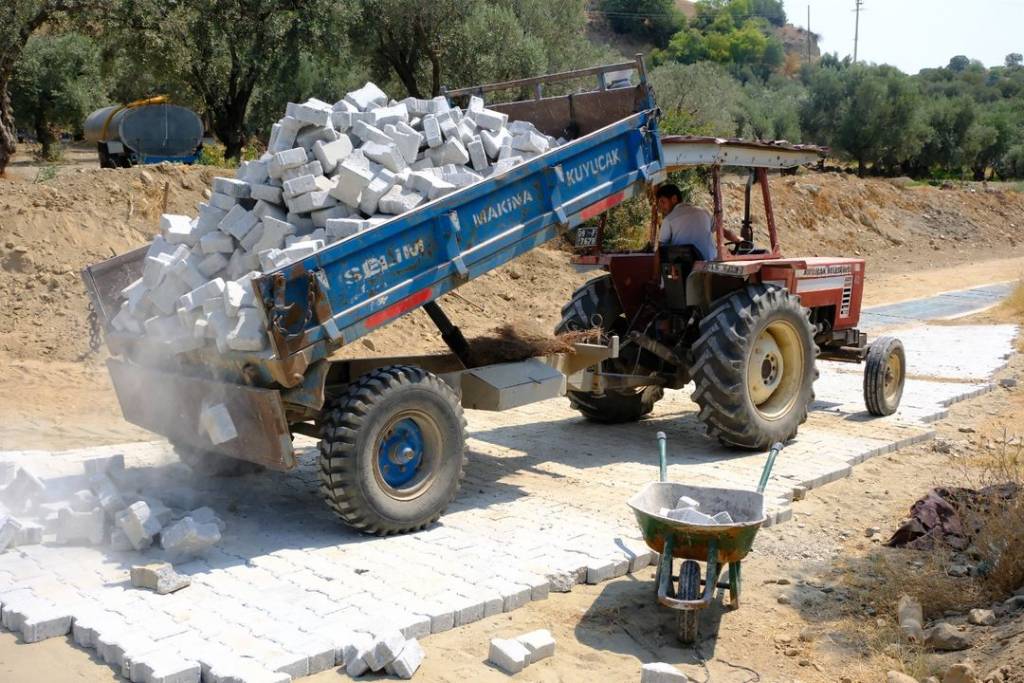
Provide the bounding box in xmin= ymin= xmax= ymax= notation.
xmin=377 ymin=417 xmax=425 ymax=489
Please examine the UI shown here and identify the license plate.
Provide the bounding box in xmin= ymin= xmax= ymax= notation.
xmin=576 ymin=227 xmax=598 ymax=248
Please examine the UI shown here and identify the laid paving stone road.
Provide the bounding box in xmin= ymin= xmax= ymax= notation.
xmin=0 ymin=285 xmax=1017 ymax=682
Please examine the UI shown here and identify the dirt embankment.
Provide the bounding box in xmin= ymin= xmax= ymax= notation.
xmin=1 ymin=163 xmax=1023 ymax=365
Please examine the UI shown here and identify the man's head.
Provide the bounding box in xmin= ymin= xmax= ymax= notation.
xmin=655 ymin=184 xmax=683 ymax=217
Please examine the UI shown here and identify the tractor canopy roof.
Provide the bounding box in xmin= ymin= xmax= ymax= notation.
xmin=661 ymin=135 xmax=827 ymax=171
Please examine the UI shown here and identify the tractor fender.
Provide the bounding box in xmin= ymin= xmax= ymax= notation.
xmin=685 ymin=269 xmax=750 ymax=312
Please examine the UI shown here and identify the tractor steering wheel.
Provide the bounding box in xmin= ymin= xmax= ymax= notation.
xmin=727 ymin=240 xmax=756 ymax=255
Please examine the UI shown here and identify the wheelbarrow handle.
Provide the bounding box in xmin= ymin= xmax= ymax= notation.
xmin=656 ymin=431 xmax=667 ymax=483
xmin=756 ymin=442 xmax=784 ymax=494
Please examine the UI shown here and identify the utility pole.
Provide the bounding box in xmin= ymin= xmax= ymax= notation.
xmin=806 ymin=5 xmax=811 ymax=63
xmin=853 ymin=0 xmax=864 ymax=63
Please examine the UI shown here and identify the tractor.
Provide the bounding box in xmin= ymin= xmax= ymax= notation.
xmin=559 ymin=135 xmax=906 ymax=449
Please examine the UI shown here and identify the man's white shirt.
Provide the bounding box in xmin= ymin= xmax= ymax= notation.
xmin=658 ymin=204 xmax=717 ymax=261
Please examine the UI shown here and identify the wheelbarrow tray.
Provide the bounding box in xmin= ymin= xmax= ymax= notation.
xmin=628 ymin=482 xmax=766 ymax=564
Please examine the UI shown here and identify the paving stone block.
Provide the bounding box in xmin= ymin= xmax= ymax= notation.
xmin=130 ymin=651 xmax=201 ymax=683
xmin=212 ymin=177 xmax=252 ymax=199
xmin=115 ymin=501 xmax=163 ymax=550
xmin=131 ymin=562 xmax=191 ymax=595
xmin=641 ymin=662 xmax=688 ymax=682
xmin=208 ymin=192 xmax=239 ymax=211
xmin=516 ymin=628 xmax=555 ymax=662
xmin=56 ymin=507 xmax=105 ymax=545
xmin=218 ymin=205 xmax=260 ymax=241
xmin=250 ymin=183 xmax=284 ymax=205
xmin=378 ymin=186 xmax=424 ymax=215
xmin=0 ymin=516 xmax=20 ymax=551
xmin=285 ymin=189 xmax=336 ymax=214
xmin=488 ymin=637 xmax=531 ymax=674
xmin=385 ymin=638 xmax=424 ymax=679
xmin=13 ymin=520 xmax=43 ymax=546
xmin=362 ymin=629 xmax=405 ymax=671
xmin=362 ymin=141 xmax=407 ymax=173
xmin=345 ymin=82 xmax=388 ymax=111
xmin=1 ymin=467 xmax=46 ymax=512
xmin=226 ymin=309 xmax=266 ymax=353
xmin=199 ymin=403 xmax=239 ymax=444
xmin=268 ymin=147 xmax=308 ymax=178
xmin=161 ymin=517 xmax=221 ymax=558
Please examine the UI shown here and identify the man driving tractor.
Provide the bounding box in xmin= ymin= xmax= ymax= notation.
xmin=656 ymin=183 xmax=741 ymax=260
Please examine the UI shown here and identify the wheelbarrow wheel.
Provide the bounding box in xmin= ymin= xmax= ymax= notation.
xmin=676 ymin=560 xmax=701 ymax=644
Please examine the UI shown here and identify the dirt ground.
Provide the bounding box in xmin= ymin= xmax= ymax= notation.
xmin=2 ymin=150 xmax=1024 ymax=681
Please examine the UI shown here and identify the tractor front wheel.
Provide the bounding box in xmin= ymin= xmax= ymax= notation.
xmin=691 ymin=285 xmax=817 ymax=449
xmin=318 ymin=365 xmax=467 ymax=535
xmin=864 ymin=336 xmax=906 ymax=416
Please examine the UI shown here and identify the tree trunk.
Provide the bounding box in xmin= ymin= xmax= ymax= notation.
xmin=0 ymin=66 xmax=17 ymax=176
xmin=35 ymin=113 xmax=55 ymax=161
xmin=857 ymin=158 xmax=866 ymax=177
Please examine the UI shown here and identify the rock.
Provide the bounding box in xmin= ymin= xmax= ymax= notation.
xmin=967 ymin=609 xmax=995 ymax=626
xmin=944 ymin=662 xmax=979 ymax=683
xmin=898 ymin=595 xmax=925 ymax=642
xmin=926 ymin=622 xmax=971 ymax=651
xmin=933 ymin=439 xmax=954 ymax=454
xmin=958 ymin=427 xmax=976 ymax=434
xmin=887 ymin=671 xmax=917 ymax=683
xmin=777 ymin=595 xmax=791 ymax=605
xmin=948 ymin=564 xmax=970 ymax=577
xmin=999 ymin=378 xmax=1017 ymax=389
xmin=1002 ymin=595 xmax=1024 ymax=610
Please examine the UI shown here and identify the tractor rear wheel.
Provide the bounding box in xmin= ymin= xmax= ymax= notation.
xmin=556 ymin=275 xmax=663 ymax=423
xmin=318 ymin=365 xmax=467 ymax=535
xmin=691 ymin=285 xmax=817 ymax=450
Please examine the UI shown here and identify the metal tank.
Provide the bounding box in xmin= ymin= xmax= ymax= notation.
xmin=84 ymin=99 xmax=204 ymax=167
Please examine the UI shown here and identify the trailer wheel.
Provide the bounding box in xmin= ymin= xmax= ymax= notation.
xmin=676 ymin=560 xmax=701 ymax=644
xmin=864 ymin=336 xmax=905 ymax=416
xmin=318 ymin=365 xmax=467 ymax=535
xmin=691 ymin=285 xmax=817 ymax=449
xmin=174 ymin=444 xmax=265 ymax=477
xmin=556 ymin=274 xmax=663 ymax=423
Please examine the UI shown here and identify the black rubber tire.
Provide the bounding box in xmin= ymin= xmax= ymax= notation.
xmin=318 ymin=365 xmax=467 ymax=535
xmin=676 ymin=560 xmax=701 ymax=644
xmin=864 ymin=336 xmax=906 ymax=416
xmin=556 ymin=275 xmax=663 ymax=423
xmin=691 ymin=285 xmax=817 ymax=450
xmin=174 ymin=444 xmax=265 ymax=477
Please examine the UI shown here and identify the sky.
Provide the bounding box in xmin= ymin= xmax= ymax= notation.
xmin=788 ymin=0 xmax=1023 ymax=73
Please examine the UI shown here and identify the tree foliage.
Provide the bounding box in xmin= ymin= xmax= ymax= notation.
xmin=653 ymin=0 xmax=784 ymax=82
xmin=0 ymin=0 xmax=102 ymax=174
xmin=103 ymin=0 xmax=351 ymax=160
xmin=11 ymin=32 xmax=105 ymax=159
xmin=352 ymin=0 xmax=601 ymax=99
xmin=597 ymin=0 xmax=684 ymax=47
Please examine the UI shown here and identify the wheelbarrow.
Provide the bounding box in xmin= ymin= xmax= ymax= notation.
xmin=627 ymin=432 xmax=782 ymax=644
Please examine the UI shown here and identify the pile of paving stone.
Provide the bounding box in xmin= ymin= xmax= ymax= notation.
xmin=109 ymin=82 xmax=563 ymax=356
xmin=0 ymin=457 xmax=223 ymax=560
xmin=658 ymin=495 xmax=735 ymax=525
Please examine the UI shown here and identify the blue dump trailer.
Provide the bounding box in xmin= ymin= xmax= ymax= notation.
xmin=82 ymin=57 xmax=667 ymax=534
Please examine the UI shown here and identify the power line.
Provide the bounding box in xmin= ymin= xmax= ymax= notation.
xmin=853 ymin=0 xmax=864 ymax=63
